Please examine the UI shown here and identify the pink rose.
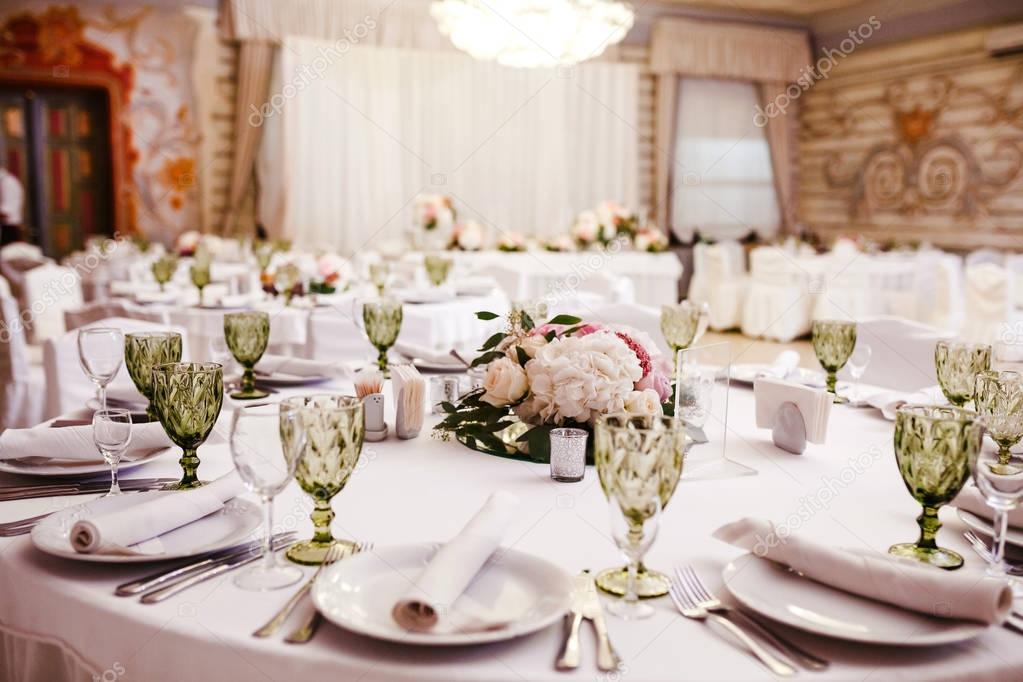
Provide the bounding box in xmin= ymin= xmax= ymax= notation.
xmin=636 ymin=369 xmax=671 ymax=402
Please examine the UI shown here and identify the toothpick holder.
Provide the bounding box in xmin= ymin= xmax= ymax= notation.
xmin=363 ymin=393 xmax=388 ymax=442
xmin=772 ymin=401 xmax=806 ymax=455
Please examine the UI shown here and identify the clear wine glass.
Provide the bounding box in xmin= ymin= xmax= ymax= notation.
xmin=967 ymin=447 xmax=1023 ymax=593
xmin=846 ymin=343 xmax=872 ymax=403
xmin=606 ymin=492 xmax=661 ymax=620
xmin=229 ymin=403 xmax=307 ymax=590
xmin=92 ymin=408 xmax=132 ymax=496
xmin=78 ymin=327 xmax=125 ymax=410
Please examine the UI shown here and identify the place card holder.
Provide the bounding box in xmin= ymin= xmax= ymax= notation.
xmin=363 ymin=393 xmax=388 ymax=442
xmin=772 ymin=401 xmax=807 ymax=455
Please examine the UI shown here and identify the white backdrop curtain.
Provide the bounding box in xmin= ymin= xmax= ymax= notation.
xmin=258 ymin=38 xmax=639 ymax=253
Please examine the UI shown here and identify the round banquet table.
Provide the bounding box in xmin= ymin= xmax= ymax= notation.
xmin=0 ymin=378 xmax=1020 ymax=681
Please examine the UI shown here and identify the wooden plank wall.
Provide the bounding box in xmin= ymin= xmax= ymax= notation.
xmin=798 ymin=26 xmax=1023 ymax=251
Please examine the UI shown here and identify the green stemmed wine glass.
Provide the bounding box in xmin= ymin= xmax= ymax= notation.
xmin=190 ymin=262 xmax=211 ymax=306
xmin=593 ymin=413 xmax=688 ymax=601
xmin=935 ymin=340 xmax=991 ymax=407
xmin=369 ymin=262 xmax=390 ymax=295
xmin=660 ymin=301 xmax=708 ymax=372
xmin=811 ymin=319 xmax=857 ymax=403
xmin=890 ymin=405 xmax=982 ymax=569
xmin=362 ymin=298 xmax=403 ymax=376
xmin=151 ymin=362 xmax=224 ymax=490
xmin=224 ymin=311 xmax=270 ymax=400
xmin=423 ymin=254 xmax=453 ymax=287
xmin=125 ymin=332 xmax=183 ymax=421
xmin=151 ymin=255 xmax=178 ymax=291
xmin=282 ymin=395 xmax=365 ymax=565
xmin=974 ymin=370 xmax=1023 ymax=466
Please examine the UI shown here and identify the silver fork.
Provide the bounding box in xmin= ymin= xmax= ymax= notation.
xmin=0 ymin=511 xmax=54 ymax=536
xmin=962 ymin=531 xmax=1023 ymax=576
xmin=253 ymin=542 xmax=350 ymax=638
xmin=669 ymin=571 xmax=797 ymax=677
xmin=677 ymin=565 xmax=828 ymax=671
xmin=284 ymin=541 xmax=373 ymax=644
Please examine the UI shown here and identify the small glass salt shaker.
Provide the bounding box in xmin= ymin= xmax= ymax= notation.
xmin=549 ymin=428 xmax=587 ymax=482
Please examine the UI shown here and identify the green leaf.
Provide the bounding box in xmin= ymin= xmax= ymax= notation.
xmin=562 ymin=325 xmax=585 ymax=336
xmin=470 ymin=350 xmax=504 ymax=367
xmin=544 ymin=331 xmax=557 ymax=342
xmin=475 ymin=311 xmax=500 ymax=320
xmin=480 ymin=332 xmax=507 ymax=351
xmin=547 ymin=314 xmax=582 ymax=326
xmin=520 ymin=311 xmax=535 ymax=331
xmin=515 ymin=346 xmax=530 ymax=367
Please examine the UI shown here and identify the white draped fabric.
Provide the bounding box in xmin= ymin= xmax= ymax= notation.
xmin=688 ymin=241 xmax=748 ymax=330
xmin=0 ymin=276 xmax=45 ymax=429
xmin=962 ymin=263 xmax=1011 ymax=345
xmin=260 ymin=39 xmax=639 ymax=252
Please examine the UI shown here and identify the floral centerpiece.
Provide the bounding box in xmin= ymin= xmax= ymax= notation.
xmin=435 ymin=310 xmax=672 ymax=462
xmin=448 ymin=220 xmax=485 ymax=251
xmin=497 ymin=231 xmax=526 ymax=252
xmin=595 ymin=200 xmax=638 ymax=240
xmin=543 ymin=234 xmax=575 ymax=252
xmin=175 ymin=230 xmax=202 ymax=257
xmin=634 ymin=225 xmax=669 ymax=252
xmin=414 ymin=194 xmax=455 ymax=232
xmin=309 ymin=252 xmax=346 ymax=294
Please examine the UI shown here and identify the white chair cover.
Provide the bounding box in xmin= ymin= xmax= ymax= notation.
xmin=741 ymin=247 xmax=812 ymax=342
xmin=0 ymin=243 xmax=45 ymax=263
xmin=689 ymin=242 xmax=747 ymax=331
xmin=64 ymin=300 xmax=168 ymax=331
xmin=0 ymin=275 xmax=46 ymax=429
xmin=962 ymin=263 xmax=1010 ymax=345
xmin=838 ymin=316 xmax=953 ymax=392
xmin=965 ymin=249 xmax=1004 ymax=269
xmin=42 ymin=317 xmax=190 ymax=419
xmin=1006 ymin=254 xmax=1023 ymax=310
xmin=21 ymin=263 xmax=84 ymax=344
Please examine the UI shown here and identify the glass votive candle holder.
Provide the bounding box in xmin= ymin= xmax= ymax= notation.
xmin=430 ymin=375 xmax=461 ymax=414
xmin=466 ymin=366 xmax=488 ymax=393
xmin=549 ymin=428 xmax=587 ymax=482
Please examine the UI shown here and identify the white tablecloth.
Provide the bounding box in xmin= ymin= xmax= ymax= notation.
xmin=1 ymin=378 xmax=1019 ymax=681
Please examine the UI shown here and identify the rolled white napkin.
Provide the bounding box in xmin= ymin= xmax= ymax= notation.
xmin=0 ymin=422 xmax=172 ymax=462
xmin=70 ymin=471 xmax=245 ymax=555
xmin=715 ymin=517 xmax=1012 ymax=625
xmin=392 ymin=491 xmax=520 ymax=632
xmin=953 ymin=486 xmax=1023 ymax=528
xmin=762 ymin=350 xmax=800 ymax=379
xmin=753 ymin=377 xmax=832 ymax=444
xmin=255 ymin=354 xmax=345 ymax=379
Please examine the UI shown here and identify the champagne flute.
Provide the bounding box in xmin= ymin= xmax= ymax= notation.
xmin=846 ymin=342 xmax=872 ymax=403
xmin=78 ymin=327 xmax=125 ymax=410
xmin=230 ymin=403 xmax=306 ymax=590
xmin=92 ymin=408 xmax=132 ymax=496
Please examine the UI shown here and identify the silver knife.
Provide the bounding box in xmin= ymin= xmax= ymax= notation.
xmin=580 ymin=569 xmax=621 ymax=672
xmin=554 ymin=573 xmax=589 ymax=670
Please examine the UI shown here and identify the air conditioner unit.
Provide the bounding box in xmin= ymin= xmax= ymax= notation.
xmin=986 ymin=23 xmax=1023 ymax=56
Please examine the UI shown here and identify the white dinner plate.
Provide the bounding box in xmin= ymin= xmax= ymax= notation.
xmin=723 ymin=553 xmax=988 ymax=646
xmin=85 ymin=398 xmax=149 ymax=421
xmin=728 ymin=364 xmax=828 ymax=387
xmin=403 ymin=356 xmax=467 ymax=373
xmin=957 ymin=508 xmax=1023 ymax=549
xmin=312 ymin=543 xmax=572 ymax=646
xmin=254 ymin=371 xmax=332 ymax=387
xmin=31 ymin=495 xmax=261 ymax=563
xmin=394 ymin=288 xmax=455 ymax=304
xmin=0 ymin=446 xmax=170 ymax=478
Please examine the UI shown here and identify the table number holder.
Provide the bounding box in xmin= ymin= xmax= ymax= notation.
xmin=771 ymin=401 xmax=807 ymax=455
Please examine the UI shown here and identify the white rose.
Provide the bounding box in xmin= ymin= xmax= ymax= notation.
xmin=457 ymin=221 xmax=484 ymax=251
xmin=624 ymin=389 xmax=662 ymax=417
xmin=481 ymin=357 xmax=529 ymax=407
xmin=516 ymin=334 xmax=548 ymax=359
xmin=572 ymin=211 xmax=600 ymax=242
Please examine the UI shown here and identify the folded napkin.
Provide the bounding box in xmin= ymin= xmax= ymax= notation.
xmin=394 ymin=342 xmax=467 ymax=367
xmin=255 ymin=354 xmax=345 ymax=379
xmin=133 ymin=289 xmax=179 ymax=304
xmin=761 ymin=350 xmax=800 ymax=380
xmin=105 ymin=384 xmax=147 ymax=407
xmin=212 ymin=293 xmax=252 ymax=308
xmin=392 ymin=364 xmax=426 ymax=439
xmin=392 ymin=490 xmax=520 ymax=632
xmin=866 ymin=385 xmax=945 ymax=420
xmin=715 ymin=517 xmax=1012 ymax=625
xmin=753 ymin=377 xmax=832 ymax=445
xmin=70 ymin=471 xmax=245 ymax=555
xmin=953 ymin=486 xmax=1023 ymax=528
xmin=0 ymin=422 xmax=172 ymax=462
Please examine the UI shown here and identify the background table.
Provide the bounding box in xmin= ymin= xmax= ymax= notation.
xmin=1 ymin=375 xmax=1018 ymax=681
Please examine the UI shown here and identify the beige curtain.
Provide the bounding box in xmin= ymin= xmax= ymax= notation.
xmin=649 ymin=18 xmax=810 ymax=239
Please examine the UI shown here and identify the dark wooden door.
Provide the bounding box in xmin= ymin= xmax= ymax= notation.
xmin=0 ymin=85 xmax=113 ymax=258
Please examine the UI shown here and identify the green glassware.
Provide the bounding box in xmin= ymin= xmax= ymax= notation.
xmin=124 ymin=332 xmax=183 ymax=421
xmin=151 ymin=255 xmax=178 ymax=291
xmin=363 ymin=299 xmax=403 ymax=375
xmin=890 ymin=405 xmax=981 ymax=569
xmin=151 ymin=362 xmax=224 ymax=490
xmin=423 ymin=254 xmax=453 ymax=286
xmin=593 ymin=413 xmax=688 ymax=599
xmin=224 ymin=311 xmax=270 ymax=400
xmin=974 ymin=370 xmax=1023 ymax=466
xmin=369 ymin=262 xmax=390 ymax=295
xmin=935 ymin=340 xmax=991 ymax=407
xmin=190 ymin=263 xmax=211 ymax=306
xmin=811 ymin=319 xmax=857 ymax=403
xmin=660 ymin=301 xmax=708 ymax=372
xmin=282 ymin=395 xmax=365 ymax=565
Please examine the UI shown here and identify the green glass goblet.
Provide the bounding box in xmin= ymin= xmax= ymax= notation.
xmin=974 ymin=370 xmax=1023 ymax=466
xmin=190 ymin=263 xmax=211 ymax=306
xmin=125 ymin=332 xmax=183 ymax=421
xmin=151 ymin=255 xmax=178 ymax=291
xmin=889 ymin=405 xmax=981 ymax=570
xmin=593 ymin=413 xmax=688 ymax=600
xmin=362 ymin=299 xmax=403 ymax=376
xmin=369 ymin=262 xmax=390 ymax=295
xmin=935 ymin=340 xmax=991 ymax=407
xmin=811 ymin=319 xmax=857 ymax=403
xmin=151 ymin=362 xmax=224 ymax=490
xmin=282 ymin=395 xmax=365 ymax=565
xmin=423 ymin=254 xmax=453 ymax=287
xmin=224 ymin=311 xmax=270 ymax=400
xmin=660 ymin=301 xmax=708 ymax=372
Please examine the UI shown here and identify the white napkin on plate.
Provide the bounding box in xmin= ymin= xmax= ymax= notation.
xmin=715 ymin=517 xmax=1012 ymax=625
xmin=70 ymin=471 xmax=245 ymax=555
xmin=753 ymin=377 xmax=832 ymax=444
xmin=394 ymin=342 xmax=466 ymax=367
xmin=761 ymin=350 xmax=800 ymax=379
xmin=866 ymin=385 xmax=945 ymax=420
xmin=255 ymin=354 xmax=346 ymax=379
xmin=0 ymin=422 xmax=172 ymax=462
xmin=392 ymin=490 xmax=520 ymax=632
xmin=953 ymin=486 xmax=1023 ymax=528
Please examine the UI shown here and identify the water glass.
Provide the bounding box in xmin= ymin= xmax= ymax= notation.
xmin=890 ymin=405 xmax=981 ymax=569
xmin=92 ymin=408 xmax=132 ymax=496
xmin=423 ymin=254 xmax=453 ymax=287
xmin=549 ymin=428 xmax=587 ymax=482
xmin=78 ymin=327 xmax=124 ymax=410
xmin=151 ymin=362 xmax=224 ymax=489
xmin=846 ymin=342 xmax=872 ymax=402
xmin=935 ymin=340 xmax=992 ymax=407
xmin=125 ymin=331 xmax=182 ymax=421
xmin=974 ymin=370 xmax=1023 ymax=465
xmin=230 ymin=403 xmax=306 ymax=590
xmin=811 ymin=319 xmax=857 ymax=403
xmin=224 ymin=311 xmax=270 ymax=400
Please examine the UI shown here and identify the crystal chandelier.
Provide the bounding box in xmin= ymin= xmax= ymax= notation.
xmin=430 ymin=0 xmax=635 ymax=69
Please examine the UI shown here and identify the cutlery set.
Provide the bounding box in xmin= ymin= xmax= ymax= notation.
xmin=962 ymin=531 xmax=1023 ymax=576
xmin=556 ymin=569 xmax=620 ymax=672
